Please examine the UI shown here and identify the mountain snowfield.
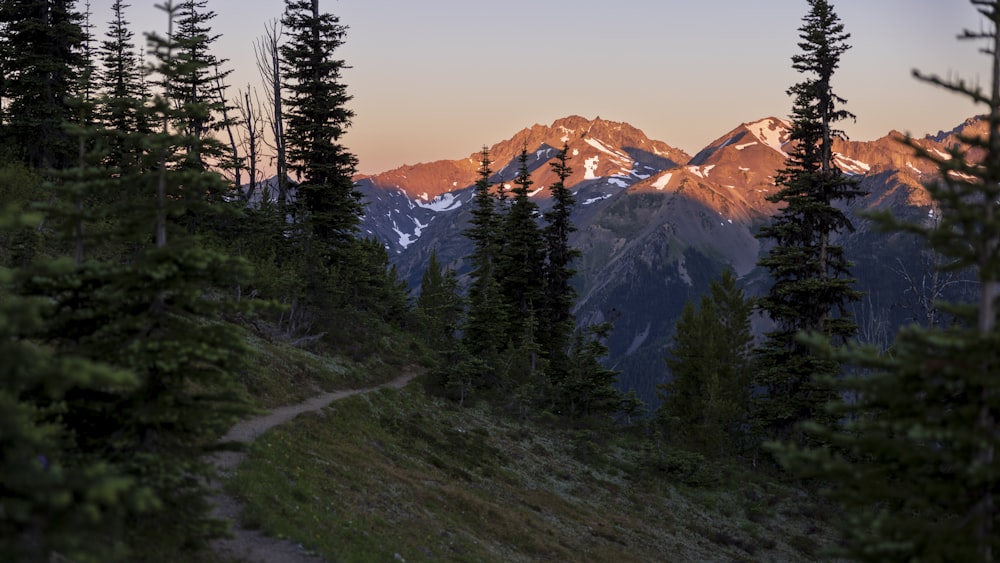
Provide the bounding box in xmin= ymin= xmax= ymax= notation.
xmin=354 ymin=114 xmax=982 ymax=405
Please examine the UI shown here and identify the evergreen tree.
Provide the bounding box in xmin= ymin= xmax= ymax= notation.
xmin=96 ymin=0 xmax=149 ymax=170
xmin=416 ymin=248 xmax=463 ymax=353
xmin=541 ymin=143 xmax=580 ymax=370
xmin=496 ymin=148 xmax=546 ymax=353
xmin=753 ymin=0 xmax=865 ymax=444
xmin=0 ymin=0 xmax=86 ymax=170
xmin=281 ymin=0 xmax=362 ymax=254
xmin=556 ymin=322 xmax=622 ymax=419
xmin=775 ymin=3 xmax=1000 ymax=560
xmin=172 ymin=0 xmax=233 ymax=173
xmin=463 ymin=147 xmax=507 ymax=375
xmin=0 ymin=213 xmax=141 ymax=563
xmin=658 ymin=269 xmax=753 ymax=456
xmin=17 ymin=4 xmax=254 ymax=557
xmin=329 ymin=237 xmax=410 ymax=326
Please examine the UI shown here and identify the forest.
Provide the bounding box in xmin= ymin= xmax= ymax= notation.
xmin=0 ymin=0 xmax=998 ymax=561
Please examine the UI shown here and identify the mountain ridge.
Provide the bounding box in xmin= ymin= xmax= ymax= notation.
xmin=353 ymin=113 xmax=983 ymax=405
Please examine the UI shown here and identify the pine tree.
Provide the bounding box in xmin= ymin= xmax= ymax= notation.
xmin=541 ymin=143 xmax=580 ymax=371
xmin=658 ymin=269 xmax=754 ymax=456
xmin=774 ymin=3 xmax=1000 ymax=560
xmin=0 ymin=0 xmax=86 ymax=170
xmin=281 ymin=0 xmax=362 ymax=254
xmin=753 ymin=0 xmax=865 ymax=444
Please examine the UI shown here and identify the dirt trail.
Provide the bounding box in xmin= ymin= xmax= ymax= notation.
xmin=208 ymin=371 xmax=418 ymax=563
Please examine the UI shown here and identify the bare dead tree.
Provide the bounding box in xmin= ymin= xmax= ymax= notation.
xmin=892 ymin=212 xmax=978 ymax=328
xmin=213 ymin=64 xmax=243 ymax=191
xmin=236 ymin=84 xmax=266 ymax=204
xmin=854 ymin=293 xmax=893 ymax=352
xmin=254 ymin=19 xmax=287 ymax=209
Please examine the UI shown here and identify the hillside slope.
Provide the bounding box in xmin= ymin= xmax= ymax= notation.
xmin=225 ymin=380 xmax=837 ymax=562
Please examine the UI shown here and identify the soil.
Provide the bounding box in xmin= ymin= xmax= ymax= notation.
xmin=207 ymin=371 xmax=418 ymax=563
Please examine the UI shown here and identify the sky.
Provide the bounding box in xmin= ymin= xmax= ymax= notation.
xmin=86 ymin=0 xmax=987 ymax=174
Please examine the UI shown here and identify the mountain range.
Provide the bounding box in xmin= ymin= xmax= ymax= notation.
xmin=355 ymin=114 xmax=983 ymax=406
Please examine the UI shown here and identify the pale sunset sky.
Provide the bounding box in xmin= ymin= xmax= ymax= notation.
xmin=87 ymin=0 xmax=985 ymax=174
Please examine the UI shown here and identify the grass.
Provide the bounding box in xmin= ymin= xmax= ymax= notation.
xmin=225 ymin=382 xmax=838 ymax=562
xmin=236 ymin=324 xmax=422 ymax=409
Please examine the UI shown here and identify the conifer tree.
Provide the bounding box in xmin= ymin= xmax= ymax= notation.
xmin=329 ymin=237 xmax=410 ymax=326
xmin=497 ymin=147 xmax=546 ymax=352
xmin=774 ymin=2 xmax=1000 ymax=560
xmin=96 ymin=0 xmax=149 ymax=170
xmin=753 ymin=0 xmax=864 ymax=444
xmin=171 ymin=0 xmax=235 ymax=175
xmin=416 ymin=249 xmax=462 ymax=353
xmin=463 ymin=147 xmax=507 ymax=370
xmin=557 ymin=322 xmax=622 ymax=419
xmin=658 ymin=269 xmax=753 ymax=456
xmin=541 ymin=143 xmax=580 ymax=370
xmin=0 ymin=213 xmax=140 ymax=563
xmin=281 ymin=0 xmax=362 ymax=253
xmin=17 ymin=4 xmax=254 ymax=556
xmin=0 ymin=0 xmax=86 ymax=170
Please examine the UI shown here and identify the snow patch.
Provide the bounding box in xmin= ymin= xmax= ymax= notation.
xmin=653 ymin=172 xmax=673 ymax=190
xmin=412 ymin=216 xmax=428 ymax=237
xmin=746 ymin=118 xmax=789 ymax=155
xmin=687 ymin=164 xmax=714 ymax=178
xmin=529 ymin=187 xmax=544 ymax=197
xmin=932 ymin=148 xmax=953 ymax=161
xmin=584 ymin=155 xmax=600 ymax=180
xmin=739 ymin=166 xmax=751 ymax=172
xmin=572 ymin=148 xmax=580 ymax=156
xmin=907 ymin=161 xmax=922 ymax=175
xmin=582 ymin=194 xmax=613 ymax=205
xmin=735 ymin=142 xmax=758 ymax=151
xmin=948 ymin=170 xmax=977 ymax=182
xmin=585 ymin=138 xmax=630 ymax=162
xmin=834 ymin=153 xmax=871 ymax=174
xmin=608 ymin=178 xmax=628 ymax=188
xmin=415 ymin=192 xmax=463 ymax=212
xmin=391 ymin=221 xmax=416 ymax=249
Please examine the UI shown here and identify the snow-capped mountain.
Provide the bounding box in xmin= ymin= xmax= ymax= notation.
xmin=356 ymin=116 xmax=689 ymax=256
xmin=355 ymin=114 xmax=982 ymax=405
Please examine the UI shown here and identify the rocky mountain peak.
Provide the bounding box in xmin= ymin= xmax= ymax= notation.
xmin=359 ymin=116 xmax=691 ymax=202
xmin=928 ymin=115 xmax=986 ymax=144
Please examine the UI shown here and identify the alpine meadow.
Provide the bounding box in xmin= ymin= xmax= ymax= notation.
xmin=1 ymin=0 xmax=998 ymax=562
